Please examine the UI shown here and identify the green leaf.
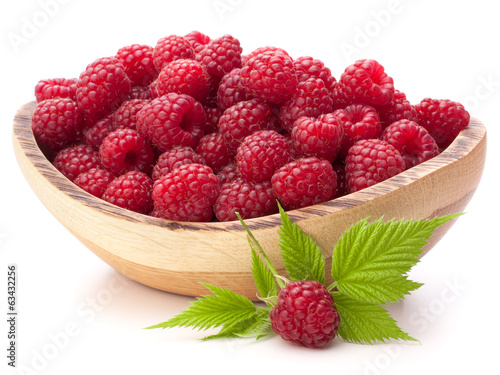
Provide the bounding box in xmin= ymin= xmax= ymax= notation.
xmin=250 ymin=243 xmax=278 ymax=302
xmin=277 ymin=203 xmax=325 ymax=284
xmin=333 ymin=292 xmax=417 ymax=344
xmin=331 ymin=214 xmax=462 ymax=303
xmin=145 ymin=283 xmax=256 ymax=332
xmin=202 ymin=308 xmax=271 ymax=340
xmin=234 ymin=309 xmax=273 ymax=339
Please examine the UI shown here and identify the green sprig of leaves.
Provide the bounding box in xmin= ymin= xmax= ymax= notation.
xmin=147 ymin=203 xmax=462 ymax=345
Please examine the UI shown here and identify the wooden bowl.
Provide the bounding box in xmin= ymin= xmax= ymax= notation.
xmin=13 ymin=101 xmax=487 ymax=300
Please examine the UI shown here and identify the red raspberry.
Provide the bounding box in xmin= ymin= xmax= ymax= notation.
xmin=128 ymin=85 xmax=152 ymax=100
xmin=73 ymin=167 xmax=115 ymax=198
xmin=156 ymin=59 xmax=211 ymax=103
xmin=83 ymin=113 xmax=115 ymax=149
xmin=345 ymin=139 xmax=406 ymax=193
xmin=136 ymin=93 xmax=206 ymax=151
xmin=413 ymin=98 xmax=470 ymax=149
xmin=332 ymin=162 xmax=348 ymax=198
xmin=218 ymin=99 xmax=280 ymax=152
xmin=152 ymin=164 xmax=220 ymax=222
xmin=240 ymin=51 xmax=298 ymax=104
xmin=196 ymin=34 xmax=243 ymax=80
xmin=196 ymin=133 xmax=235 ymax=173
xmin=270 ymin=280 xmax=341 ymax=348
xmin=242 ymin=46 xmax=291 ymax=65
xmin=76 ymin=57 xmax=131 ymax=122
xmin=279 ymin=78 xmax=334 ymax=133
xmin=148 ymin=79 xmax=160 ymax=99
xmin=34 ymin=78 xmax=77 ymax=102
xmin=271 ymin=157 xmax=337 ymax=210
xmin=214 ymin=178 xmax=278 ymax=222
xmin=333 ymin=104 xmax=382 ymax=159
xmin=203 ymin=105 xmax=223 ymax=134
xmin=236 ymin=130 xmax=293 ymax=183
xmin=216 ymin=162 xmax=241 ymax=185
xmin=291 ymin=113 xmax=344 ymax=162
xmin=293 ymin=56 xmax=336 ymax=91
xmin=184 ymin=30 xmax=211 ymax=54
xmin=99 ymin=128 xmax=155 ymax=176
xmin=381 ymin=119 xmax=440 ymax=168
xmin=102 ymin=171 xmax=153 ymax=214
xmin=113 ymin=99 xmax=149 ymax=130
xmin=152 ymin=35 xmax=195 ymax=71
xmin=217 ymin=68 xmax=251 ymax=110
xmin=334 ymin=59 xmax=394 ymax=107
xmin=53 ymin=144 xmax=101 ymax=181
xmin=375 ymin=90 xmax=416 ymax=129
xmin=151 ymin=145 xmax=206 ymax=181
xmin=31 ymin=98 xmax=83 ymax=151
xmin=115 ymin=44 xmax=158 ymax=86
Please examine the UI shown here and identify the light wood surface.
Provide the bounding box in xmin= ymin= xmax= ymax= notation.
xmin=12 ymin=101 xmax=487 ymax=300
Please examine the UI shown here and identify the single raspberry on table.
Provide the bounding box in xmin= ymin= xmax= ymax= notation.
xmin=34 ymin=78 xmax=78 ymax=102
xmin=196 ymin=34 xmax=243 ymax=80
xmin=196 ymin=133 xmax=235 ymax=174
xmin=76 ymin=57 xmax=131 ymax=122
xmin=53 ymin=144 xmax=101 ymax=182
xmin=152 ymin=35 xmax=195 ymax=71
xmin=291 ymin=113 xmax=344 ymax=162
xmin=345 ymin=139 xmax=406 ymax=193
xmin=293 ymin=56 xmax=336 ymax=91
xmin=240 ymin=51 xmax=298 ymax=105
xmin=270 ymin=280 xmax=341 ymax=348
xmin=236 ymin=130 xmax=293 ymax=183
xmin=113 ymin=99 xmax=150 ymax=130
xmin=333 ymin=103 xmax=382 ymax=159
xmin=99 ymin=128 xmax=155 ymax=176
xmin=184 ymin=30 xmax=211 ymax=54
xmin=213 ymin=178 xmax=278 ymax=222
xmin=375 ymin=89 xmax=416 ymax=129
xmin=152 ymin=163 xmax=220 ymax=222
xmin=278 ymin=78 xmax=334 ymax=133
xmin=151 ymin=145 xmax=206 ymax=181
xmin=31 ymin=98 xmax=84 ymax=152
xmin=115 ymin=44 xmax=158 ymax=86
xmin=218 ymin=99 xmax=280 ymax=152
xmin=413 ymin=98 xmax=470 ymax=149
xmin=102 ymin=171 xmax=153 ymax=214
xmin=381 ymin=119 xmax=440 ymax=168
xmin=333 ymin=59 xmax=394 ymax=107
xmin=73 ymin=167 xmax=115 ymax=198
xmin=156 ymin=59 xmax=211 ymax=103
xmin=271 ymin=157 xmax=337 ymax=210
xmin=136 ymin=92 xmax=206 ymax=152
xmin=217 ymin=68 xmax=251 ymax=110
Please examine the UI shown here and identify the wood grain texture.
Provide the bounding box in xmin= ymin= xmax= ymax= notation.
xmin=12 ymin=101 xmax=487 ymax=300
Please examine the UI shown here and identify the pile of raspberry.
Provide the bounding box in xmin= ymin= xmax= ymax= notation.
xmin=32 ymin=31 xmax=470 ymax=222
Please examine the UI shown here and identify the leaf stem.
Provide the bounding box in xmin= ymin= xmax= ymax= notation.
xmin=327 ymin=281 xmax=337 ymax=292
xmin=236 ymin=212 xmax=285 ymax=289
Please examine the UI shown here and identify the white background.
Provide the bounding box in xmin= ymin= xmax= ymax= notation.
xmin=1 ymin=0 xmax=499 ymax=374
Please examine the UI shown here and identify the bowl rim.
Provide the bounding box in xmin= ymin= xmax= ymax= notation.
xmin=13 ymin=100 xmax=487 ymax=231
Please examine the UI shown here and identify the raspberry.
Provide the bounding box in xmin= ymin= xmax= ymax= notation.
xmin=148 ymin=79 xmax=160 ymax=99
xmin=381 ymin=119 xmax=440 ymax=168
xmin=156 ymin=59 xmax=211 ymax=103
xmin=184 ymin=30 xmax=211 ymax=54
xmin=196 ymin=133 xmax=235 ymax=173
xmin=128 ymin=85 xmax=152 ymax=100
xmin=218 ymin=99 xmax=280 ymax=152
xmin=73 ymin=167 xmax=115 ymax=198
xmin=334 ymin=59 xmax=394 ymax=107
xmin=115 ymin=44 xmax=158 ymax=86
xmin=76 ymin=57 xmax=131 ymax=122
xmin=102 ymin=171 xmax=153 ymax=214
xmin=293 ymin=56 xmax=336 ymax=91
xmin=152 ymin=35 xmax=195 ymax=71
xmin=332 ymin=162 xmax=348 ymax=198
xmin=99 ymin=128 xmax=155 ymax=176
xmin=375 ymin=90 xmax=415 ymax=129
xmin=213 ymin=178 xmax=277 ymax=222
xmin=217 ymin=68 xmax=251 ymax=110
xmin=242 ymin=46 xmax=291 ymax=65
xmin=196 ymin=34 xmax=243 ymax=80
xmin=203 ymin=105 xmax=223 ymax=134
xmin=345 ymin=139 xmax=406 ymax=193
xmin=53 ymin=144 xmax=101 ymax=182
xmin=136 ymin=92 xmax=206 ymax=151
xmin=113 ymin=99 xmax=149 ymax=130
xmin=291 ymin=113 xmax=344 ymax=162
xmin=31 ymin=98 xmax=83 ymax=151
xmin=83 ymin=113 xmax=115 ymax=149
xmin=413 ymin=98 xmax=470 ymax=149
xmin=278 ymin=78 xmax=334 ymax=133
xmin=216 ymin=162 xmax=241 ymax=185
xmin=236 ymin=130 xmax=293 ymax=183
xmin=151 ymin=145 xmax=206 ymax=181
xmin=271 ymin=157 xmax=337 ymax=210
xmin=270 ymin=280 xmax=341 ymax=348
xmin=333 ymin=103 xmax=382 ymax=159
xmin=240 ymin=51 xmax=298 ymax=104
xmin=152 ymin=164 xmax=220 ymax=222
xmin=34 ymin=78 xmax=77 ymax=102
